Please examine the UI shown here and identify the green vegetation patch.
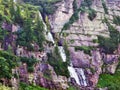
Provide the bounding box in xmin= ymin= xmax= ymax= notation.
xmin=19 ymin=82 xmax=48 ymax=90
xmin=97 ymin=71 xmax=120 ymax=90
xmin=75 ymin=46 xmax=94 ymax=55
xmin=68 ymin=85 xmax=78 ymax=90
xmin=113 ymin=15 xmax=120 ymax=25
xmin=98 ymin=17 xmax=120 ymax=54
xmin=101 ymin=0 xmax=108 ymax=14
xmin=60 ymin=0 xmax=96 ymax=34
xmin=0 ymin=50 xmax=19 ymax=79
xmin=20 ymin=57 xmax=38 ymax=73
xmin=0 ymin=84 xmax=11 ymax=90
xmin=47 ymin=46 xmax=70 ymax=77
xmin=23 ymin=0 xmax=62 ymax=15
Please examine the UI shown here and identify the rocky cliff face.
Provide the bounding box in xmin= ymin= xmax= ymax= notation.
xmin=49 ymin=0 xmax=74 ymax=33
xmin=0 ymin=0 xmax=120 ymax=89
xmin=48 ymin=0 xmax=120 ymax=89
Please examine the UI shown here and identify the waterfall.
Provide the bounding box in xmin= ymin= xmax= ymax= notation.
xmin=47 ymin=32 xmax=55 ymax=44
xmin=68 ymin=66 xmax=80 ymax=85
xmin=38 ymin=12 xmax=55 ymax=44
xmin=14 ymin=0 xmax=16 ymax=2
xmin=68 ymin=63 xmax=87 ymax=86
xmin=38 ymin=11 xmax=87 ymax=87
xmin=76 ymin=68 xmax=87 ymax=86
xmin=58 ymin=46 xmax=66 ymax=62
xmin=38 ymin=12 xmax=68 ymax=63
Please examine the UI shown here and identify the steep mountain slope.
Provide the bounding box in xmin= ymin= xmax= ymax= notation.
xmin=0 ymin=0 xmax=120 ymax=90
xmin=48 ymin=0 xmax=120 ymax=89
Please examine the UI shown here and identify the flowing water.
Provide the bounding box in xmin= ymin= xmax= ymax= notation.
xmin=38 ymin=12 xmax=55 ymax=44
xmin=58 ymin=46 xmax=66 ymax=62
xmin=14 ymin=0 xmax=16 ymax=2
xmin=47 ymin=32 xmax=55 ymax=44
xmin=76 ymin=68 xmax=87 ymax=86
xmin=13 ymin=0 xmax=87 ymax=88
xmin=68 ymin=66 xmax=80 ymax=85
xmin=38 ymin=11 xmax=87 ymax=86
xmin=68 ymin=63 xmax=87 ymax=86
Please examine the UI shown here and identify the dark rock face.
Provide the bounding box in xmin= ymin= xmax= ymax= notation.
xmin=19 ymin=64 xmax=29 ymax=84
xmin=1 ymin=0 xmax=120 ymax=89
xmin=102 ymin=54 xmax=118 ymax=64
xmin=34 ymin=63 xmax=66 ymax=89
xmin=35 ymin=63 xmax=49 ymax=73
xmin=18 ymin=63 xmax=63 ymax=89
xmin=68 ymin=47 xmax=120 ymax=88
xmin=2 ymin=22 xmax=12 ymax=31
xmin=36 ymin=76 xmax=60 ymax=89
xmin=2 ymin=22 xmax=18 ymax=53
xmin=58 ymin=38 xmax=64 ymax=46
xmin=3 ymin=34 xmax=17 ymax=52
xmin=69 ymin=48 xmax=91 ymax=68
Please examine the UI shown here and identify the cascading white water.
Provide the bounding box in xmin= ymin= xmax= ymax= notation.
xmin=38 ymin=11 xmax=87 ymax=87
xmin=68 ymin=66 xmax=80 ymax=85
xmin=38 ymin=12 xmax=55 ymax=44
xmin=58 ymin=46 xmax=66 ymax=62
xmin=68 ymin=63 xmax=87 ymax=86
xmin=47 ymin=32 xmax=55 ymax=44
xmin=14 ymin=0 xmax=16 ymax=2
xmin=76 ymin=68 xmax=87 ymax=86
xmin=38 ymin=12 xmax=67 ymax=63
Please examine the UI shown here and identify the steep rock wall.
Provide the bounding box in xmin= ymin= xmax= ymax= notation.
xmin=49 ymin=0 xmax=120 ymax=88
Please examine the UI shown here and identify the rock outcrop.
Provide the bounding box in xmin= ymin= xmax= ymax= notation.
xmin=48 ymin=0 xmax=120 ymax=89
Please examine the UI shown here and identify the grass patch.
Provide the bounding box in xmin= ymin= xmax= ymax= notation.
xmin=97 ymin=71 xmax=120 ymax=90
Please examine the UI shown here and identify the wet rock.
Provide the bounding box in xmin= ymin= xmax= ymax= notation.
xmin=71 ymin=51 xmax=91 ymax=68
xmin=58 ymin=38 xmax=64 ymax=46
xmin=103 ymin=54 xmax=118 ymax=64
xmin=69 ymin=77 xmax=77 ymax=85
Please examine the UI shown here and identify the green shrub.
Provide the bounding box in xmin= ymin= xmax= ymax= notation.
xmin=113 ymin=15 xmax=120 ymax=25
xmin=98 ymin=36 xmax=118 ymax=54
xmin=88 ymin=8 xmax=97 ymax=21
xmin=47 ymin=46 xmax=69 ymax=77
xmin=98 ymin=18 xmax=120 ymax=54
xmin=19 ymin=82 xmax=48 ymax=90
xmin=102 ymin=0 xmax=108 ymax=14
xmin=75 ymin=46 xmax=94 ymax=55
xmin=68 ymin=85 xmax=78 ymax=90
xmin=73 ymin=0 xmax=77 ymax=12
xmin=61 ymin=0 xmax=95 ymax=34
xmin=23 ymin=0 xmax=62 ymax=15
xmin=20 ymin=57 xmax=38 ymax=73
xmin=92 ymin=39 xmax=98 ymax=43
xmin=63 ymin=42 xmax=70 ymax=64
xmin=0 ymin=50 xmax=19 ymax=79
xmin=16 ymin=11 xmax=45 ymax=51
xmin=0 ymin=28 xmax=9 ymax=42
